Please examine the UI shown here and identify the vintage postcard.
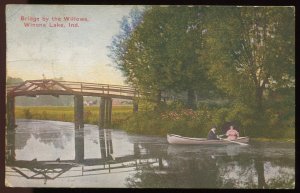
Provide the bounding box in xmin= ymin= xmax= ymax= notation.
xmin=5 ymin=5 xmax=295 ymax=188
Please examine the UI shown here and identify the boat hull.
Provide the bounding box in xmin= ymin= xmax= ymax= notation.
xmin=167 ymin=134 xmax=249 ymax=145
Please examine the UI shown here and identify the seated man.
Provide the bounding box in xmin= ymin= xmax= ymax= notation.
xmin=207 ymin=127 xmax=219 ymax=140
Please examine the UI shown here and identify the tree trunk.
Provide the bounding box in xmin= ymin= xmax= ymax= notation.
xmin=187 ymin=89 xmax=196 ymax=110
xmin=155 ymin=90 xmax=162 ymax=111
xmin=255 ymin=86 xmax=263 ymax=110
xmin=254 ymin=158 xmax=268 ymax=188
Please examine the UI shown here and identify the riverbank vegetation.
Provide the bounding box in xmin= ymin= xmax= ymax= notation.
xmin=107 ymin=6 xmax=294 ymax=139
xmin=122 ymin=101 xmax=294 ymax=139
xmin=14 ymin=99 xmax=294 ymax=139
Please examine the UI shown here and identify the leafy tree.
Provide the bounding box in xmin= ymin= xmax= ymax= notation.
xmin=205 ymin=7 xmax=295 ymax=111
xmin=109 ymin=6 xmax=217 ymax=109
xmin=107 ymin=6 xmax=145 ymax=84
xmin=160 ymin=6 xmax=216 ymax=109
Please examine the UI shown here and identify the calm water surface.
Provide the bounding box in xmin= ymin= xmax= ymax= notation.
xmin=5 ymin=120 xmax=295 ymax=188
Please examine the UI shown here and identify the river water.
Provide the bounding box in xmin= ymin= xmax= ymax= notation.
xmin=5 ymin=119 xmax=295 ymax=188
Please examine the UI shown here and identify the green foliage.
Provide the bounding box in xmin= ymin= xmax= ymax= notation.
xmin=123 ymin=111 xmax=164 ymax=135
xmin=137 ymin=98 xmax=156 ymax=111
xmin=205 ymin=6 xmax=295 ymax=110
xmin=121 ymin=98 xmax=294 ymax=138
xmin=109 ymin=6 xmax=218 ymax=108
xmin=123 ymin=107 xmax=215 ymax=137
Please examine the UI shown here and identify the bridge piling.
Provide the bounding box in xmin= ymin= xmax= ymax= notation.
xmin=74 ymin=95 xmax=84 ymax=129
xmin=75 ymin=129 xmax=84 ymax=163
xmin=106 ymin=130 xmax=113 ymax=155
xmin=99 ymin=129 xmax=114 ymax=160
xmin=74 ymin=95 xmax=84 ymax=163
xmin=99 ymin=97 xmax=112 ymax=128
xmin=6 ymin=95 xmax=16 ymax=162
xmin=99 ymin=98 xmax=105 ymax=127
xmin=6 ymin=95 xmax=16 ymax=129
xmin=106 ymin=98 xmax=112 ymax=128
xmin=99 ymin=129 xmax=106 ymax=158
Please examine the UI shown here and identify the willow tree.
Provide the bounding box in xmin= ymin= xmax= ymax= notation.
xmin=205 ymin=6 xmax=295 ymax=110
xmin=109 ymin=6 xmax=216 ymax=109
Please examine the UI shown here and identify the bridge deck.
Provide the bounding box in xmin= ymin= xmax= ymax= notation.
xmin=6 ymin=79 xmax=139 ymax=100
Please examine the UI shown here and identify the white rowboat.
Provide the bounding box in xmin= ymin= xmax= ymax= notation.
xmin=167 ymin=134 xmax=249 ymax=145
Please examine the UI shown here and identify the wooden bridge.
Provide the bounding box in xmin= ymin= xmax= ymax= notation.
xmin=6 ymin=79 xmax=140 ymax=131
xmin=6 ymin=79 xmax=139 ymax=99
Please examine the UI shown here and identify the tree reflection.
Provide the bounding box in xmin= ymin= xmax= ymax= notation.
xmin=15 ymin=129 xmax=73 ymax=150
xmin=126 ymin=146 xmax=295 ymax=189
xmin=33 ymin=130 xmax=73 ymax=149
xmin=254 ymin=158 xmax=268 ymax=188
xmin=126 ymin=154 xmax=220 ymax=188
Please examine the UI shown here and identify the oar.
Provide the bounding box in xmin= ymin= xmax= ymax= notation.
xmin=219 ymin=137 xmax=248 ymax=146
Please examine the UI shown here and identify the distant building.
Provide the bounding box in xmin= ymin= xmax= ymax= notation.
xmin=84 ymin=100 xmax=97 ymax=106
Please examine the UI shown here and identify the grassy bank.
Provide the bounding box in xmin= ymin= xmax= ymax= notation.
xmin=121 ymin=107 xmax=295 ymax=139
xmin=14 ymin=105 xmax=294 ymax=139
xmin=15 ymin=106 xmax=133 ymax=128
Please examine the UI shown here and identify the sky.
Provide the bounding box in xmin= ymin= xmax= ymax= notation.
xmin=6 ymin=5 xmax=142 ymax=85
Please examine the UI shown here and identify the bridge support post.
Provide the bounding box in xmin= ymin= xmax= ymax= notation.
xmin=106 ymin=98 xmax=112 ymax=128
xmin=74 ymin=95 xmax=84 ymax=163
xmin=99 ymin=97 xmax=112 ymax=128
xmin=75 ymin=129 xmax=84 ymax=163
xmin=74 ymin=95 xmax=84 ymax=130
xmin=6 ymin=95 xmax=16 ymax=163
xmin=133 ymin=100 xmax=138 ymax=112
xmin=99 ymin=98 xmax=105 ymax=127
xmin=106 ymin=130 xmax=113 ymax=155
xmin=99 ymin=129 xmax=107 ymax=159
xmin=99 ymin=129 xmax=113 ymax=160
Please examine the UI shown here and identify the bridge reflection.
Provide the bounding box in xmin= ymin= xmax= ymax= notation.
xmin=5 ymin=128 xmax=164 ymax=184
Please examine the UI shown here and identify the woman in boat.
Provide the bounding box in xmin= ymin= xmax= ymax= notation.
xmin=226 ymin=125 xmax=239 ymax=140
xmin=207 ymin=127 xmax=220 ymax=140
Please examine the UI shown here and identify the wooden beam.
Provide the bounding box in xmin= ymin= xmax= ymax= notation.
xmin=107 ymin=98 xmax=112 ymax=127
xmin=99 ymin=129 xmax=107 ymax=159
xmin=74 ymin=95 xmax=84 ymax=163
xmin=25 ymin=95 xmax=37 ymax=97
xmin=105 ymin=98 xmax=109 ymax=128
xmin=99 ymin=98 xmax=105 ymax=128
xmin=75 ymin=129 xmax=84 ymax=163
xmin=6 ymin=95 xmax=16 ymax=162
xmin=74 ymin=95 xmax=84 ymax=130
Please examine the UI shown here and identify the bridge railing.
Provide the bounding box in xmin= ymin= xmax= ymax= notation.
xmin=6 ymin=80 xmax=140 ymax=99
xmin=57 ymin=81 xmax=139 ymax=98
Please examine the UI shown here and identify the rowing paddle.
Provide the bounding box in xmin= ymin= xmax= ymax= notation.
xmin=219 ymin=137 xmax=248 ymax=146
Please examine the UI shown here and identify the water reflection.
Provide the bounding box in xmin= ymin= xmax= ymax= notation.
xmin=5 ymin=120 xmax=295 ymax=188
xmin=126 ymin=145 xmax=295 ymax=188
xmin=15 ymin=120 xmax=74 ymax=149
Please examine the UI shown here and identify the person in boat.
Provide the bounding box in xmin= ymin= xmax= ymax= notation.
xmin=207 ymin=127 xmax=220 ymax=140
xmin=226 ymin=125 xmax=239 ymax=140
